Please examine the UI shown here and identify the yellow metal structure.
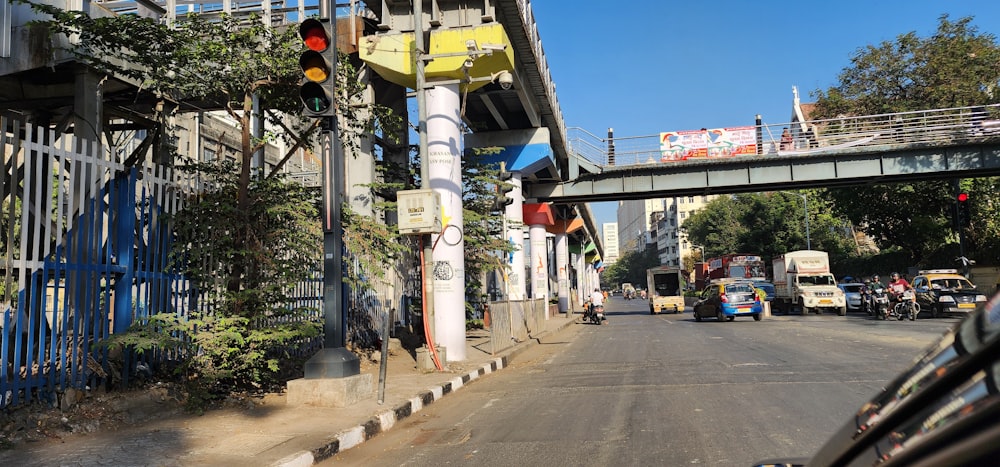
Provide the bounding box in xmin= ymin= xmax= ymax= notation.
xmin=359 ymin=23 xmax=515 ymax=92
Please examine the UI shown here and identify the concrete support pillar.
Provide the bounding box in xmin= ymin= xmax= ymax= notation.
xmin=505 ymin=173 xmax=525 ymax=301
xmin=575 ymin=252 xmax=585 ymax=307
xmin=74 ymin=66 xmax=102 ymax=145
xmin=347 ymin=67 xmax=376 ymax=217
xmin=555 ymin=232 xmax=569 ymax=314
xmin=427 ymin=82 xmax=466 ymax=361
xmin=529 ymin=224 xmax=548 ymax=304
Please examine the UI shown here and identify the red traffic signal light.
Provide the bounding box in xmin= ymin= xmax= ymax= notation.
xmin=299 ymin=19 xmax=335 ymax=117
xmin=956 ymin=192 xmax=971 ymax=228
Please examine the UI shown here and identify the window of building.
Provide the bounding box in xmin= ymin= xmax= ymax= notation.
xmin=688 ymin=196 xmax=695 ymax=203
xmin=204 ymin=147 xmax=217 ymax=162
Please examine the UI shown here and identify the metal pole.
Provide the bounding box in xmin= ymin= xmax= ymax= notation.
xmin=323 ymin=0 xmax=344 ymax=349
xmin=414 ymin=0 xmax=436 ymax=345
xmin=954 ymin=179 xmax=967 ymax=275
xmin=303 ymin=0 xmax=360 ymax=379
xmin=755 ymin=114 xmax=763 ymax=155
xmin=607 ymin=127 xmax=615 ymax=166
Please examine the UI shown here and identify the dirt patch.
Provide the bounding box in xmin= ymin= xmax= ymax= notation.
xmin=0 ymin=382 xmax=186 ymax=449
xmin=0 ymin=344 xmax=408 ymax=451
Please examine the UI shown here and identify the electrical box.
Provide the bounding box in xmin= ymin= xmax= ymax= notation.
xmin=397 ymin=189 xmax=442 ymax=235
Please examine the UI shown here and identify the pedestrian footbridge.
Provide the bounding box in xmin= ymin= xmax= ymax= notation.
xmin=526 ymin=105 xmax=1000 ymax=203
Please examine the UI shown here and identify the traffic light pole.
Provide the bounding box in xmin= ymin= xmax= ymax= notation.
xmin=303 ymin=0 xmax=361 ymax=379
xmin=954 ymin=179 xmax=969 ymax=276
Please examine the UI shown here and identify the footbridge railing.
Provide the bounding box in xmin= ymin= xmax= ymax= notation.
xmin=568 ymin=104 xmax=1000 ymax=168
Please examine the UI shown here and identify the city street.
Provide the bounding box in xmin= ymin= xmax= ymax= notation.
xmin=330 ymin=296 xmax=959 ymax=466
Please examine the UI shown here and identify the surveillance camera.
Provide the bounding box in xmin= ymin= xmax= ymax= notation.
xmin=481 ymin=43 xmax=507 ymax=52
xmin=497 ymin=71 xmax=513 ymax=90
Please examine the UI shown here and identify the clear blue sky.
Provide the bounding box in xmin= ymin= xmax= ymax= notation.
xmin=529 ymin=0 xmax=1000 ymax=227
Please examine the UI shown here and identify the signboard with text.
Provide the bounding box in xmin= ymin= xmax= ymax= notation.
xmin=659 ymin=126 xmax=757 ymax=161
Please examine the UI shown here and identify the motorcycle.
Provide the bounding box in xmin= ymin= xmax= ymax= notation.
xmin=891 ymin=289 xmax=919 ymax=321
xmin=869 ymin=287 xmax=890 ymax=320
xmin=584 ymin=302 xmax=606 ymax=325
xmin=592 ymin=303 xmax=606 ymax=324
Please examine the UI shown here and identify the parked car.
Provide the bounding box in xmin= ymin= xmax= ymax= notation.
xmin=837 ymin=282 xmax=866 ymax=313
xmin=911 ymin=269 xmax=988 ymax=318
xmin=693 ymin=280 xmax=763 ymax=322
xmin=754 ymin=291 xmax=1000 ymax=466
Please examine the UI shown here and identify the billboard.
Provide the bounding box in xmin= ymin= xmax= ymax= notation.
xmin=659 ymin=126 xmax=757 ymax=161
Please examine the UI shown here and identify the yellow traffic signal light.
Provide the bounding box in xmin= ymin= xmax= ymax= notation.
xmin=299 ymin=18 xmax=335 ymax=117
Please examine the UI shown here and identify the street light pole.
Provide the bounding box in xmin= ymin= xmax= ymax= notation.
xmin=692 ymin=244 xmax=704 ymax=261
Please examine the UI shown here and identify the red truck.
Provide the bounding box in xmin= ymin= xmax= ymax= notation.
xmin=707 ymin=254 xmax=767 ymax=282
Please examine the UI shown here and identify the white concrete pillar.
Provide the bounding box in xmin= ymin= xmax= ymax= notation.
xmin=505 ymin=173 xmax=526 ymax=301
xmin=555 ymin=232 xmax=569 ymax=314
xmin=529 ymin=223 xmax=549 ymax=307
xmin=427 ymin=83 xmax=466 ymax=361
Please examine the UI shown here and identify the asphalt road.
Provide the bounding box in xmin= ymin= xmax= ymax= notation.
xmin=328 ymin=297 xmax=959 ymax=467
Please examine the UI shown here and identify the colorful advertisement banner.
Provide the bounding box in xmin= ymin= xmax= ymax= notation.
xmin=659 ymin=126 xmax=758 ymax=161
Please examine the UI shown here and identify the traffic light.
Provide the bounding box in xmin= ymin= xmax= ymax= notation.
xmin=956 ymin=192 xmax=971 ymax=227
xmin=298 ymin=18 xmax=335 ymax=117
xmin=494 ymin=170 xmax=515 ymax=211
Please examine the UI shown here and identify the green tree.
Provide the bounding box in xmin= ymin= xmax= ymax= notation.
xmin=811 ymin=15 xmax=1000 ymax=264
xmin=462 ymin=156 xmax=516 ymax=313
xmin=682 ymin=191 xmax=857 ymax=267
xmin=27 ymin=4 xmax=399 ymax=402
xmin=602 ymin=245 xmax=659 ymax=290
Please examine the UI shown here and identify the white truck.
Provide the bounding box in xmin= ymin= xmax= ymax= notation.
xmin=646 ymin=266 xmax=685 ymax=314
xmin=772 ymin=250 xmax=847 ymax=316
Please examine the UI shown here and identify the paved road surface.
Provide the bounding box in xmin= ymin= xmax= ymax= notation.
xmin=329 ymin=296 xmax=957 ymax=466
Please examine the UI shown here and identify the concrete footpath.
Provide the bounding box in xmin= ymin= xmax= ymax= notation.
xmin=0 ymin=313 xmax=579 ymax=467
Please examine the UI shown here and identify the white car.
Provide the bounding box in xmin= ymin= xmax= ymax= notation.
xmin=837 ymin=282 xmax=866 ymax=313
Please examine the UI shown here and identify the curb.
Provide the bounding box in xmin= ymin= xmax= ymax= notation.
xmin=273 ymin=315 xmax=575 ymax=466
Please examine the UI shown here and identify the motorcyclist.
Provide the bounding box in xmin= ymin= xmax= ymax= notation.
xmin=865 ymin=275 xmax=884 ymax=318
xmin=587 ymin=288 xmax=604 ymax=319
xmin=887 ymin=272 xmax=914 ymax=312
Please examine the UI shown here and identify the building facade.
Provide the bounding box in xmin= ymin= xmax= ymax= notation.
xmin=616 ymin=199 xmax=664 ymax=254
xmin=655 ymin=195 xmax=717 ymax=267
xmin=602 ymin=222 xmax=619 ymax=265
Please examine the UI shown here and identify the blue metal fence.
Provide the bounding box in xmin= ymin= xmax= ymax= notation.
xmin=1 ymin=116 xmax=414 ymax=409
xmin=1 ymin=118 xmax=194 ymax=408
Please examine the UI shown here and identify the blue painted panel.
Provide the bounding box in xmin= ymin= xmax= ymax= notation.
xmin=469 ymin=142 xmax=554 ymax=172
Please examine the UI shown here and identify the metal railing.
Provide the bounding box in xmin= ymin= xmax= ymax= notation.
xmin=568 ymin=104 xmax=1000 ymax=168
